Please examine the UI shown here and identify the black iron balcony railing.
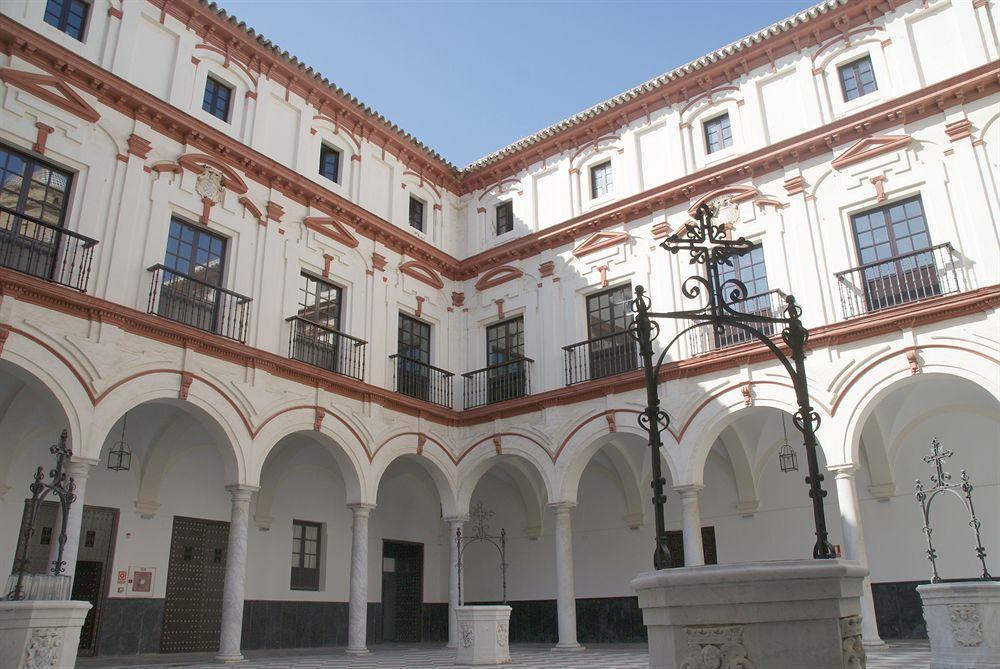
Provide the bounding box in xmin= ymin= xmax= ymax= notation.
xmin=0 ymin=206 xmax=98 ymax=291
xmin=389 ymin=355 xmax=454 ymax=408
xmin=688 ymin=289 xmax=787 ymax=355
xmin=563 ymin=330 xmax=639 ymax=385
xmin=463 ymin=357 xmax=533 ymax=409
xmin=835 ymin=243 xmax=965 ymax=319
xmin=147 ymin=264 xmax=251 ymax=342
xmin=287 ymin=316 xmax=366 ymax=381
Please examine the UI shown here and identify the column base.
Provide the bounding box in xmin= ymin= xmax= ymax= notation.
xmin=551 ymin=642 xmax=584 ymax=651
xmin=863 ymin=639 xmax=888 ymax=650
xmin=214 ymin=651 xmax=245 ymax=664
xmin=345 ymin=647 xmax=371 ymax=656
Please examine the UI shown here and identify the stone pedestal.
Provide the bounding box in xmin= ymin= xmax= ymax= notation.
xmin=631 ymin=559 xmax=868 ymax=669
xmin=454 ymin=605 xmax=512 ymax=666
xmin=918 ymin=581 xmax=1000 ymax=669
xmin=0 ymin=600 xmax=92 ymax=669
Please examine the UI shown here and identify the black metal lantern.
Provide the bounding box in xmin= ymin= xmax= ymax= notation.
xmin=107 ymin=412 xmax=132 ymax=472
xmin=778 ymin=414 xmax=798 ymax=473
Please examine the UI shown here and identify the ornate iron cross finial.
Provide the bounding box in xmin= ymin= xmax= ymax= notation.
xmin=469 ymin=501 xmax=495 ymax=538
xmin=662 ymin=204 xmax=754 ymax=269
xmin=922 ymin=438 xmax=953 ymax=486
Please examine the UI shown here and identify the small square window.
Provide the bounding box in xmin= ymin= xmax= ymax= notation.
xmin=704 ymin=114 xmax=733 ymax=154
xmin=495 ymin=201 xmax=513 ymax=236
xmin=202 ymin=76 xmax=233 ymax=122
xmin=43 ymin=0 xmax=89 ymax=41
xmin=319 ymin=145 xmax=340 ymax=183
xmin=291 ymin=520 xmax=321 ymax=590
xmin=409 ymin=196 xmax=425 ymax=232
xmin=838 ymin=56 xmax=878 ymax=102
xmin=590 ymin=161 xmax=613 ymax=199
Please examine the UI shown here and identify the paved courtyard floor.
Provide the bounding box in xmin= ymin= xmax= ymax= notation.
xmin=80 ymin=639 xmax=931 ymax=668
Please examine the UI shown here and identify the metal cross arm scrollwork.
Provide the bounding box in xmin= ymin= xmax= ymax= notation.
xmin=456 ymin=502 xmax=508 ymax=605
xmin=628 ymin=203 xmax=836 ymax=569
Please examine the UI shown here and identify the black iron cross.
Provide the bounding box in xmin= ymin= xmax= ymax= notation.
xmin=469 ymin=501 xmax=495 ymax=538
xmin=663 ymin=204 xmax=754 ymax=270
xmin=923 ymin=438 xmax=954 ymax=486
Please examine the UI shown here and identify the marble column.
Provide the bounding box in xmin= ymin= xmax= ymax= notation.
xmin=347 ymin=503 xmax=375 ymax=655
xmin=833 ymin=465 xmax=886 ymax=649
xmin=676 ymin=484 xmax=705 ymax=567
xmin=445 ymin=516 xmax=467 ymax=648
xmin=49 ymin=459 xmax=97 ymax=583
xmin=216 ymin=484 xmax=255 ymax=663
xmin=550 ymin=502 xmax=582 ymax=651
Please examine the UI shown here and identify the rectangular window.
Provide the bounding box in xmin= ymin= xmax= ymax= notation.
xmin=398 ymin=313 xmax=431 ymax=364
xmin=408 ymin=196 xmax=425 ymax=232
xmin=156 ymin=218 xmax=228 ymax=333
xmin=850 ymin=196 xmax=939 ymax=311
xmin=291 ymin=520 xmax=321 ymax=591
xmin=838 ymin=56 xmax=878 ymax=102
xmin=495 ymin=201 xmax=513 ymax=236
xmin=590 ymin=160 xmax=613 ymax=199
xmin=486 ymin=317 xmax=526 ymax=404
xmin=43 ymin=0 xmax=89 ymax=41
xmin=290 ymin=273 xmax=345 ymax=374
xmin=319 ymin=145 xmax=340 ymax=183
xmin=0 ymin=144 xmax=73 ymax=226
xmin=202 ymin=76 xmax=233 ymax=122
xmin=704 ymin=114 xmax=733 ymax=154
xmin=298 ymin=273 xmax=342 ymax=330
xmin=713 ymin=244 xmax=773 ymax=347
xmin=585 ymin=284 xmax=637 ymax=378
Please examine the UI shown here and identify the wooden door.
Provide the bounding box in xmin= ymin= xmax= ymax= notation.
xmin=160 ymin=516 xmax=229 ymax=653
xmin=381 ymin=540 xmax=424 ymax=642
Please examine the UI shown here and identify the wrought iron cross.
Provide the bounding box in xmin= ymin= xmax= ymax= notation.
xmin=922 ymin=438 xmax=953 ymax=486
xmin=469 ymin=501 xmax=495 ymax=539
xmin=664 ymin=204 xmax=754 ymax=267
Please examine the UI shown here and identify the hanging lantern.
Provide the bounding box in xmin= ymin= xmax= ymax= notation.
xmin=107 ymin=412 xmax=132 ymax=472
xmin=778 ymin=414 xmax=798 ymax=473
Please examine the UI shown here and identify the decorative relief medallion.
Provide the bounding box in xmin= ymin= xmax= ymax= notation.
xmin=24 ymin=627 xmax=62 ymax=668
xmin=460 ymin=622 xmax=474 ymax=648
xmin=948 ymin=604 xmax=983 ymax=647
xmin=708 ymin=193 xmax=740 ymax=230
xmin=840 ymin=615 xmax=866 ymax=668
xmin=497 ymin=621 xmax=509 ymax=647
xmin=195 ymin=166 xmax=226 ymax=204
xmin=679 ymin=624 xmax=756 ymax=669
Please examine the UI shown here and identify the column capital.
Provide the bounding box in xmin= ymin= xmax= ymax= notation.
xmin=443 ymin=515 xmax=469 ymax=525
xmin=548 ymin=501 xmax=576 ymax=513
xmin=65 ymin=457 xmax=99 ymax=478
xmin=673 ymin=483 xmax=704 ymax=497
xmin=225 ymin=484 xmax=259 ymax=500
xmin=348 ymin=502 xmax=376 ymax=515
xmin=828 ymin=463 xmax=859 ymax=478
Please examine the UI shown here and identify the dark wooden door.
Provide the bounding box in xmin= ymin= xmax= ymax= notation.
xmin=161 ymin=516 xmax=229 ymax=653
xmin=666 ymin=526 xmax=718 ymax=568
xmin=15 ymin=502 xmax=118 ymax=656
xmin=381 ymin=540 xmax=424 ymax=642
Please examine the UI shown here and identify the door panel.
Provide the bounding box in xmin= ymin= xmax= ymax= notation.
xmin=381 ymin=541 xmax=423 ymax=642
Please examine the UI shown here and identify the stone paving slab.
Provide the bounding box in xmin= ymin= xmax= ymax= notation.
xmin=79 ymin=640 xmax=931 ymax=668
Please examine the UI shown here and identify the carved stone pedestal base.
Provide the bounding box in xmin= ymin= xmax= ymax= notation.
xmin=918 ymin=581 xmax=1000 ymax=669
xmin=0 ymin=600 xmax=92 ymax=669
xmin=631 ymin=559 xmax=869 ymax=669
xmin=454 ymin=605 xmax=512 ymax=666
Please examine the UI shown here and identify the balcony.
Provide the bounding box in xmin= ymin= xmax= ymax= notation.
xmin=389 ymin=355 xmax=454 ymax=408
xmin=463 ymin=358 xmax=533 ymax=409
xmin=563 ymin=331 xmax=639 ymax=385
xmin=835 ymin=243 xmax=966 ymax=319
xmin=287 ymin=316 xmax=367 ymax=381
xmin=147 ymin=264 xmax=251 ymax=342
xmin=688 ymin=289 xmax=787 ymax=355
xmin=0 ymin=206 xmax=98 ymax=291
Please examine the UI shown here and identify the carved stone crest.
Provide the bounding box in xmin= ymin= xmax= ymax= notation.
xmin=496 ymin=621 xmax=509 ymax=647
xmin=708 ymin=193 xmax=740 ymax=230
xmin=840 ymin=615 xmax=866 ymax=668
xmin=195 ymin=166 xmax=226 ymax=204
xmin=460 ymin=622 xmax=474 ymax=648
xmin=24 ymin=627 xmax=62 ymax=668
xmin=948 ymin=604 xmax=983 ymax=647
xmin=680 ymin=624 xmax=756 ymax=669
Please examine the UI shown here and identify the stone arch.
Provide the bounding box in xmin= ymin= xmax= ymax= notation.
xmin=456 ymin=437 xmax=554 ymax=518
xmin=370 ymin=432 xmax=459 ymax=517
xmin=556 ymin=427 xmax=652 ymax=512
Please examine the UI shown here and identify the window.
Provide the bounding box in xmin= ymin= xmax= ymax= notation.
xmin=298 ymin=273 xmax=342 ymax=330
xmin=850 ymin=196 xmax=939 ymax=311
xmin=291 ymin=520 xmax=321 ymax=591
xmin=156 ymin=218 xmax=227 ymax=333
xmin=319 ymin=145 xmax=340 ymax=183
xmin=0 ymin=144 xmax=73 ymax=226
xmin=398 ymin=314 xmax=431 ymax=364
xmin=43 ymin=0 xmax=89 ymax=41
xmin=485 ymin=317 xmax=526 ymax=403
xmin=202 ymin=76 xmax=233 ymax=122
xmin=408 ymin=196 xmax=425 ymax=232
xmin=585 ymin=284 xmax=637 ymax=379
xmin=590 ymin=160 xmax=613 ymax=199
xmin=495 ymin=201 xmax=513 ymax=236
xmin=704 ymin=114 xmax=733 ymax=154
xmin=713 ymin=244 xmax=774 ymax=347
xmin=838 ymin=56 xmax=878 ymax=102
xmin=164 ymin=217 xmax=226 ymax=285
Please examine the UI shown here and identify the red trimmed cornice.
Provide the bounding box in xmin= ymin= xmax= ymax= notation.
xmin=1 ymin=269 xmax=996 ymax=428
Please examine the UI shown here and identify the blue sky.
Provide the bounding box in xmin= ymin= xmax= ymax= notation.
xmin=216 ymin=1 xmax=810 ymax=166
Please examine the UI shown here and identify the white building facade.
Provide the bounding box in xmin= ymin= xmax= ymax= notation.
xmin=0 ymin=0 xmax=997 ymax=659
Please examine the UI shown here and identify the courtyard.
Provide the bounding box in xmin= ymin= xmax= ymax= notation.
xmin=79 ymin=641 xmax=931 ymax=669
